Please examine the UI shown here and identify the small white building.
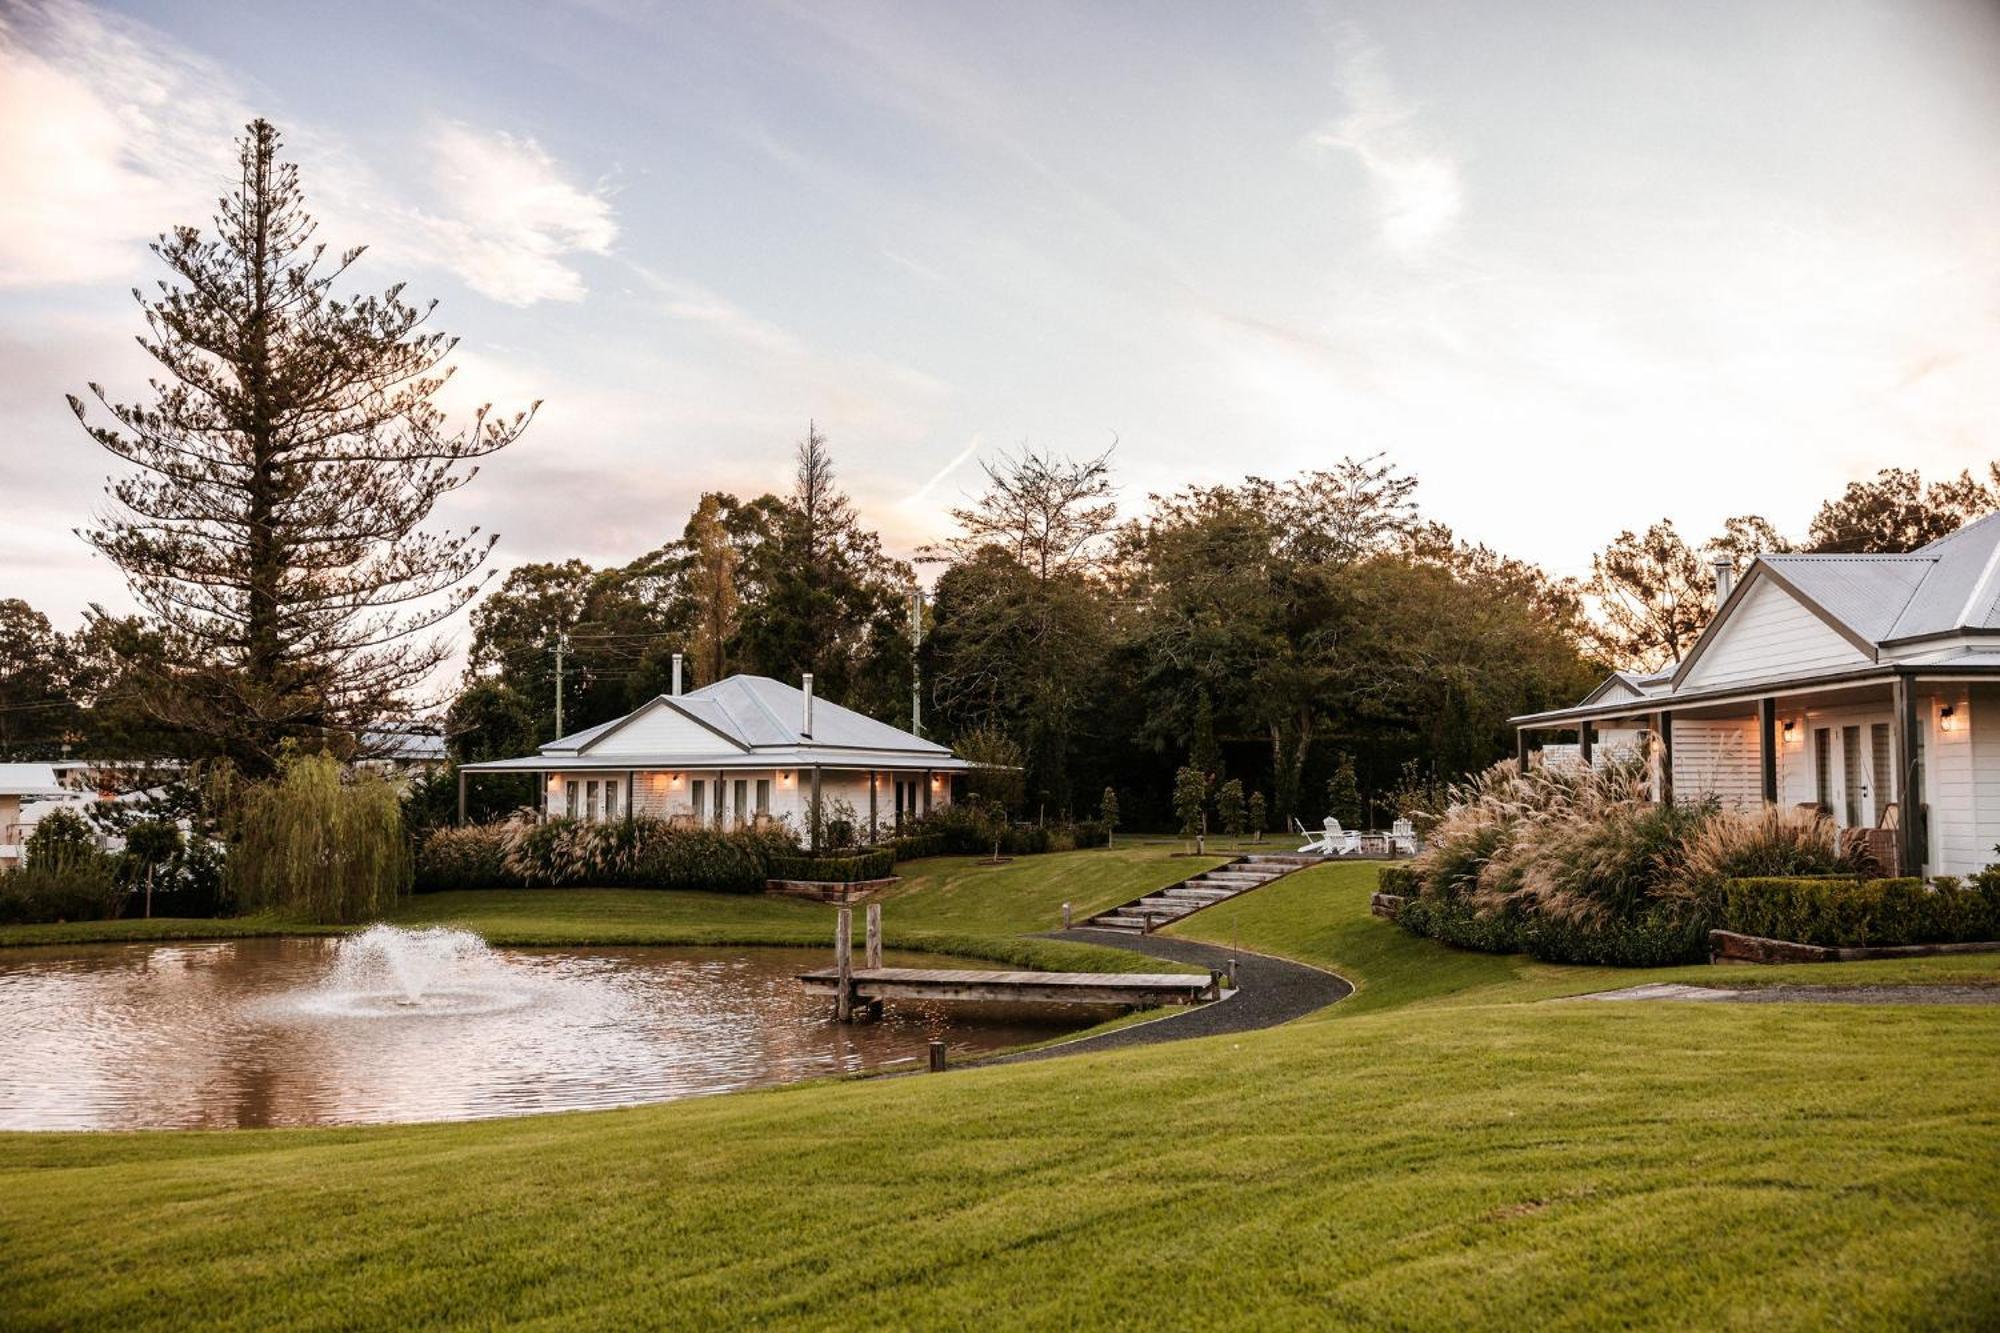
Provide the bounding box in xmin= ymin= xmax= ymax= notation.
xmin=0 ymin=764 xmax=69 ymax=872
xmin=458 ymin=670 xmax=966 ymax=847
xmin=1514 ymin=513 xmax=2000 ymax=878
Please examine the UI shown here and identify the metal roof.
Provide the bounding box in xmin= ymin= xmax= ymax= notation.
xmin=1519 ymin=514 xmax=2000 ymax=728
xmin=0 ymin=764 xmax=67 ymax=796
xmin=461 ymin=674 xmax=962 ymax=773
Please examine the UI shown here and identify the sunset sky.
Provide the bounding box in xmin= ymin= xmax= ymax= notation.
xmin=3 ymin=0 xmax=1997 ymax=627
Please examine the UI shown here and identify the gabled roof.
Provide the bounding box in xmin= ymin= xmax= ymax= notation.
xmin=463 ymin=675 xmax=960 ymax=774
xmin=678 ymin=676 xmax=953 ymax=755
xmin=1519 ymin=513 xmax=2000 ymax=728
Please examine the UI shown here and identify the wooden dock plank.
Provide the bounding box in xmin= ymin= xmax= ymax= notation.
xmin=798 ymin=966 xmax=1217 ymax=1007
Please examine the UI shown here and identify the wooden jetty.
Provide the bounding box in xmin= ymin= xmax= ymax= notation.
xmin=798 ymin=965 xmax=1220 ymax=1008
xmin=805 ymin=902 xmax=1223 ymax=1019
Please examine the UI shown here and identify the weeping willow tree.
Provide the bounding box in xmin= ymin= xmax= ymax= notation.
xmin=225 ymin=753 xmax=409 ymax=922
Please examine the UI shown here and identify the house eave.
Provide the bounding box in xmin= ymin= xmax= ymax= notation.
xmin=1511 ymin=659 xmax=2000 ymax=730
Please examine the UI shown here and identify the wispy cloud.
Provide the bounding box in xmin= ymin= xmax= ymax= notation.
xmin=0 ymin=2 xmax=616 ymax=306
xmin=0 ymin=0 xmax=243 ymax=287
xmin=407 ymin=124 xmax=618 ymax=306
xmin=1312 ymin=28 xmax=1463 ymax=255
xmin=901 ymin=433 xmax=984 ymax=508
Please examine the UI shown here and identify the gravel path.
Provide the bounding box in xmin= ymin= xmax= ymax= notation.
xmin=1573 ymin=982 xmax=2000 ymax=1006
xmin=980 ymin=928 xmax=1351 ymax=1065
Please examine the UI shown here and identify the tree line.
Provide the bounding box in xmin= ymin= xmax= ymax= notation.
xmin=6 ymin=117 xmax=1996 ymax=834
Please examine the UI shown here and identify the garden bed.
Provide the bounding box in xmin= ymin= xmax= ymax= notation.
xmin=765 ymin=876 xmax=900 ymax=903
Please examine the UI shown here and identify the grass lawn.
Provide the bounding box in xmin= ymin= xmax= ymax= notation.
xmin=2 ymin=850 xmax=1997 ymax=1328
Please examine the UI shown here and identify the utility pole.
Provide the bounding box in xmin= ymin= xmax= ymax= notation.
xmin=909 ymin=585 xmax=924 ymax=739
xmin=553 ymin=633 xmax=567 ymax=740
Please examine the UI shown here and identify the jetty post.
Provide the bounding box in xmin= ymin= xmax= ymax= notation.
xmin=834 ymin=906 xmax=853 ymax=1022
xmin=865 ymin=901 xmax=882 ymax=969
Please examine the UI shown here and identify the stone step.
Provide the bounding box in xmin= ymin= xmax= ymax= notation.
xmin=1162 ymin=886 xmax=1237 ymax=900
xmin=1134 ymin=899 xmax=1202 ymax=914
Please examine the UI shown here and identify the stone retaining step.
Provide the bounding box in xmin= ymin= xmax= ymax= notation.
xmin=1082 ymin=854 xmax=1314 ymax=933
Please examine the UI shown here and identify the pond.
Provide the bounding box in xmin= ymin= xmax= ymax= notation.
xmin=0 ymin=931 xmax=1111 ymax=1130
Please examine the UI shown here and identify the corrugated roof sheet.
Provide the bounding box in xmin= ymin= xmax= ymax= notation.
xmin=1758 ymin=553 xmax=1933 ymax=642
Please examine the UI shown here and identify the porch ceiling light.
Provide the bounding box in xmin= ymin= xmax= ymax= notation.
xmin=1782 ymin=719 xmax=1802 ymax=746
xmin=1941 ymin=705 xmax=1961 ymax=733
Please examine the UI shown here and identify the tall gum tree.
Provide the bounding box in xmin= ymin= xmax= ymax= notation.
xmin=70 ymin=120 xmax=533 ymax=773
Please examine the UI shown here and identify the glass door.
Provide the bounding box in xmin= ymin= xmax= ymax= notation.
xmin=1868 ymin=723 xmax=1893 ymax=824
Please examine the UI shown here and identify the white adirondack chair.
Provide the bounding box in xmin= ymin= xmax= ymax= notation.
xmin=1300 ymin=816 xmax=1361 ymax=857
xmin=1390 ymin=817 xmax=1419 ymax=857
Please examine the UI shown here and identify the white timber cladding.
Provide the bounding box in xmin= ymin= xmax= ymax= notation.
xmin=1669 ymin=718 xmax=1760 ymax=810
xmin=1679 ymin=577 xmax=1871 ymax=691
xmin=584 ymin=701 xmax=739 ymax=756
xmin=1968 ymin=686 xmax=2000 ymax=878
xmin=1929 ymin=687 xmax=1975 ymax=875
xmin=541 ymin=766 xmax=948 ymax=835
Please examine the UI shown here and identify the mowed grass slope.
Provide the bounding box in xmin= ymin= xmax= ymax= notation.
xmin=2 ymin=849 xmax=1997 ymax=1328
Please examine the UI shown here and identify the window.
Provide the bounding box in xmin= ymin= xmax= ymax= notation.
xmin=604 ymin=781 xmax=619 ymax=822
xmin=690 ymin=780 xmax=705 ymax=824
xmin=755 ymin=779 xmax=771 ymax=817
xmin=733 ymin=780 xmax=747 ymax=826
xmin=586 ymin=780 xmax=600 ymax=822
xmin=566 ymin=781 xmax=579 ymax=819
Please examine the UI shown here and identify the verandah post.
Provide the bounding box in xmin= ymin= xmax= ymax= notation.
xmin=1516 ymin=728 xmax=1531 ymax=774
xmin=1758 ymin=698 xmax=1778 ymax=804
xmin=1892 ymin=675 xmax=1924 ymax=878
xmin=457 ymin=767 xmax=467 ymax=825
xmin=1655 ymin=712 xmax=1675 ymax=804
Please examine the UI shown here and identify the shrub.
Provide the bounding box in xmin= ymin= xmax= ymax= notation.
xmin=889 ymin=833 xmax=951 ymax=862
xmin=1394 ymin=896 xmax=1526 ymax=955
xmin=1714 ymin=875 xmax=2000 ymax=948
xmin=415 ymin=823 xmax=523 ymax=892
xmin=24 ymin=808 xmax=98 ymax=870
xmin=1216 ymin=779 xmax=1245 ymax=837
xmin=493 ymin=816 xmax=799 ymax=893
xmin=0 ymin=853 xmax=124 ymax=925
xmin=768 ymin=849 xmax=896 ymax=884
xmin=1396 ymin=890 xmax=1706 ymax=966
xmin=226 ymin=754 xmax=411 ymax=923
xmin=1376 ymin=864 xmax=1420 ymax=896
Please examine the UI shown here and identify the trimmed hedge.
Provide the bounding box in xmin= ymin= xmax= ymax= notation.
xmin=768 ymin=849 xmax=896 ymax=884
xmin=1714 ymin=874 xmax=2000 ymax=948
xmin=1394 ymin=893 xmax=1706 ymax=967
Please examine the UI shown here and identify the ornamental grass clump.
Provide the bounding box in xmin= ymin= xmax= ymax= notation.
xmin=1502 ymin=795 xmax=1712 ymax=930
xmin=226 ymin=754 xmax=410 ymax=924
xmin=499 ymin=816 xmax=799 ymax=893
xmin=1666 ymin=802 xmax=1853 ymax=904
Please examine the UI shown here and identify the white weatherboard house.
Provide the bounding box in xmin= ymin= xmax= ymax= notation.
xmin=459 ymin=667 xmax=966 ymax=846
xmin=1513 ymin=513 xmax=2000 ymax=879
xmin=0 ymin=764 xmax=69 ymax=872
